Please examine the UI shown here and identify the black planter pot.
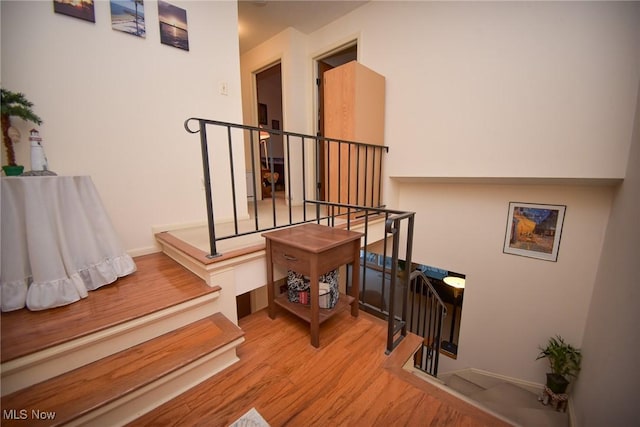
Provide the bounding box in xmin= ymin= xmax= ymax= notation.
xmin=546 ymin=373 xmax=569 ymax=394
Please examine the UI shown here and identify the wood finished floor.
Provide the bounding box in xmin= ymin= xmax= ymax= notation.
xmin=2 ymin=252 xmax=508 ymax=426
xmin=129 ymin=309 xmax=509 ymax=427
xmin=1 ymin=253 xmax=218 ymax=363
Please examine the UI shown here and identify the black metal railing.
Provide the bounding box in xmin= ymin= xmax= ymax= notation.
xmin=407 ymin=271 xmax=447 ymax=377
xmin=307 ymin=201 xmax=415 ymax=354
xmin=183 ymin=118 xmax=442 ymax=358
xmin=381 ymin=212 xmax=414 ymax=354
xmin=184 ymin=117 xmax=387 ymax=258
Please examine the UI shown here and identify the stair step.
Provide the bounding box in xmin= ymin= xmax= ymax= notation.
xmin=453 ymin=369 xmax=505 ymax=390
xmin=446 ymin=374 xmax=486 ymax=396
xmin=1 ymin=253 xmax=222 ymax=396
xmin=1 ymin=313 xmax=244 ymax=427
xmin=439 ymin=372 xmax=569 ymax=427
xmin=1 ymin=253 xmax=220 ymax=364
xmin=470 ymin=382 xmax=542 ymax=410
xmin=505 ymin=406 xmax=570 ymax=427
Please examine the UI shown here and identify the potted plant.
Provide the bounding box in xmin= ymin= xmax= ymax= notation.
xmin=1 ymin=88 xmax=43 ymax=176
xmin=536 ymin=335 xmax=582 ymax=394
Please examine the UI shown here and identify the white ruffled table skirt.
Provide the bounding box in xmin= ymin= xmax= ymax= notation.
xmin=1 ymin=176 xmax=136 ymax=312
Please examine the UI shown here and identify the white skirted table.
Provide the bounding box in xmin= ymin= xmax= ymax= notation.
xmin=1 ymin=176 xmax=136 ymax=312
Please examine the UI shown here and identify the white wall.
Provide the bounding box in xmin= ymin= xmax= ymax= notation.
xmin=398 ymin=182 xmax=613 ymax=383
xmin=1 ymin=0 xmax=245 ymax=254
xmin=308 ymin=1 xmax=640 ymax=180
xmin=573 ymin=81 xmax=640 ymax=426
xmin=238 ymin=1 xmax=639 ymax=386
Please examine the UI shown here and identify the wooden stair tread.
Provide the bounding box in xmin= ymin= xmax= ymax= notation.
xmin=155 ymin=231 xmax=265 ymax=265
xmin=1 ymin=313 xmax=244 ymax=427
xmin=1 ymin=253 xmax=220 ymax=363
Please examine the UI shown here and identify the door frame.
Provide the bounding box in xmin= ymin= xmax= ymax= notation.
xmin=252 ymin=60 xmax=283 ymax=200
xmin=313 ymin=41 xmax=358 ymax=201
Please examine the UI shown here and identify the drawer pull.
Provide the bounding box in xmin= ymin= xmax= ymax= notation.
xmin=283 ymin=254 xmax=298 ymax=261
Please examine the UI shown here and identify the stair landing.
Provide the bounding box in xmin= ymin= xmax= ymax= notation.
xmin=444 ymin=370 xmax=570 ymax=427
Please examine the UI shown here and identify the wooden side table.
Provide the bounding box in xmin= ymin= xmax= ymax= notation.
xmin=262 ymin=223 xmax=363 ymax=348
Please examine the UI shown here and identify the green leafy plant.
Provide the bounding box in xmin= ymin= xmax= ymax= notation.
xmin=536 ymin=335 xmax=582 ymax=381
xmin=1 ymin=88 xmax=43 ymax=166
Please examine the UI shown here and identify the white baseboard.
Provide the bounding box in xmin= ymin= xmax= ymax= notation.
xmin=568 ymin=400 xmax=576 ymax=427
xmin=466 ymin=367 xmax=544 ymax=394
xmin=151 ymin=220 xmax=209 ymax=235
xmin=128 ymin=246 xmax=161 ymax=258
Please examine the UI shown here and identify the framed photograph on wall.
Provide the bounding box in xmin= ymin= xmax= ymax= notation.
xmin=503 ymin=202 xmax=566 ymax=262
xmin=258 ymin=103 xmax=268 ymax=125
xmin=110 ymin=0 xmax=146 ymax=38
xmin=158 ymin=1 xmax=189 ymax=51
xmin=53 ymin=0 xmax=96 ymax=23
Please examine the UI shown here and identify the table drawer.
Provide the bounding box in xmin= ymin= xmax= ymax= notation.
xmin=270 ymin=241 xmax=311 ymax=275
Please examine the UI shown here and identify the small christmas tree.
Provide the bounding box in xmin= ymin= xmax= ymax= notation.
xmin=1 ymin=88 xmax=43 ymax=167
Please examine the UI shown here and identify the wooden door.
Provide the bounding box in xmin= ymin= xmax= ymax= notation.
xmin=323 ymin=61 xmax=385 ymax=212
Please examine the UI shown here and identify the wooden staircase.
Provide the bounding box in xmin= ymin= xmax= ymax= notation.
xmin=0 ymin=253 xmax=244 ymax=426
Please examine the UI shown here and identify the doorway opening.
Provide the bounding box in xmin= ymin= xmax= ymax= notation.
xmin=315 ymin=42 xmax=357 ymax=200
xmin=255 ymin=62 xmax=283 ymax=200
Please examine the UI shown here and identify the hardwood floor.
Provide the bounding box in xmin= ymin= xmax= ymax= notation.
xmin=2 ymin=252 xmax=509 ymax=426
xmin=130 ymin=309 xmax=510 ymax=427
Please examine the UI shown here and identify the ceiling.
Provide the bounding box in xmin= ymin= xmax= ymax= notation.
xmin=237 ymin=0 xmax=368 ymax=54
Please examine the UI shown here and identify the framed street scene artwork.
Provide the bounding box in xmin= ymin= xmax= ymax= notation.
xmin=503 ymin=202 xmax=566 ymax=262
